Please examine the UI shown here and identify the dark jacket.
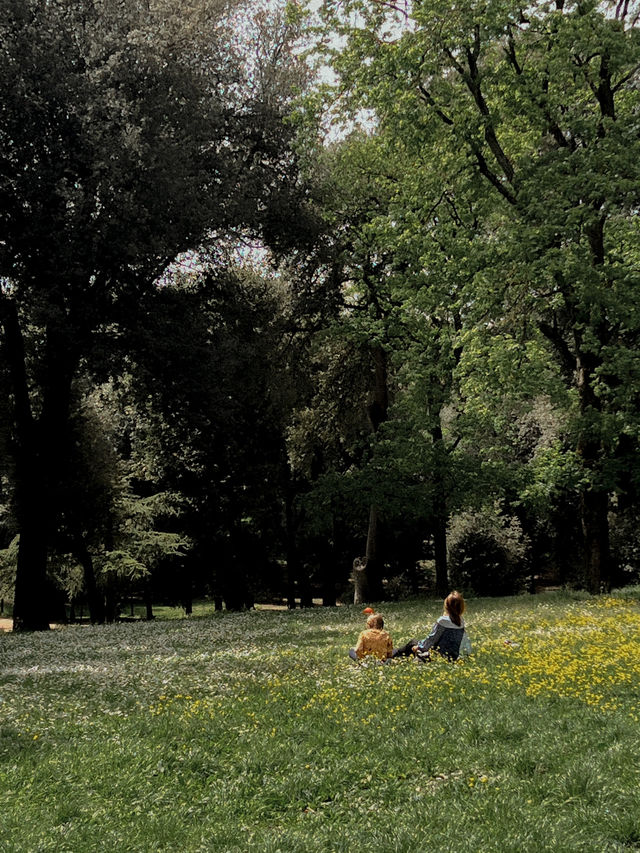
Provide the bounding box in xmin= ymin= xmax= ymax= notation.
xmin=416 ymin=615 xmax=465 ymax=661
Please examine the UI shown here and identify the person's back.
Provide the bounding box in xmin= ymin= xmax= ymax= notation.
xmin=355 ymin=626 xmax=393 ymax=660
xmin=422 ymin=614 xmax=465 ymax=661
xmin=416 ymin=591 xmax=467 ymax=661
xmin=349 ymin=613 xmax=393 ymax=661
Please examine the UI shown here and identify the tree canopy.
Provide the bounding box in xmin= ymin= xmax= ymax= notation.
xmin=3 ymin=0 xmax=640 ymax=626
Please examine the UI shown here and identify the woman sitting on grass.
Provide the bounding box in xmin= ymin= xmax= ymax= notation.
xmin=348 ymin=612 xmax=394 ymax=662
xmin=393 ymin=591 xmax=468 ymax=662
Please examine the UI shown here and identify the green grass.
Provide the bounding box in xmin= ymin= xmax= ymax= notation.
xmin=2 ymin=592 xmax=640 ymax=851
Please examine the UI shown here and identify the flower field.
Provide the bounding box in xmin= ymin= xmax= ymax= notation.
xmin=2 ymin=592 xmax=640 ymax=852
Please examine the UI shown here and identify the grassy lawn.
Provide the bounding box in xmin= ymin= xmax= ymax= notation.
xmin=2 ymin=592 xmax=640 ymax=852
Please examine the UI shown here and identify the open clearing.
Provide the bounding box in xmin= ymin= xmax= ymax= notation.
xmin=2 ymin=592 xmax=640 ymax=852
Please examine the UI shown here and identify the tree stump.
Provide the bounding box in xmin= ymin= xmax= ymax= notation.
xmin=352 ymin=557 xmax=368 ymax=605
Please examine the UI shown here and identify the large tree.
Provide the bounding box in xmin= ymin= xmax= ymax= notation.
xmin=286 ymin=131 xmax=474 ymax=599
xmin=0 ymin=0 xmax=306 ymax=629
xmin=313 ymin=0 xmax=640 ymax=592
xmin=123 ymin=263 xmax=308 ymax=611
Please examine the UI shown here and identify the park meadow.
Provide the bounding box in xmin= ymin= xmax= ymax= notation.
xmin=2 ymin=591 xmax=640 ymax=852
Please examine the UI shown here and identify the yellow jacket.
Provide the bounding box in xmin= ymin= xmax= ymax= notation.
xmin=354 ymin=628 xmax=393 ymax=660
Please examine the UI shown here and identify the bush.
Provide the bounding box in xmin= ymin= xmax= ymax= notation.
xmin=610 ymin=506 xmax=640 ymax=589
xmin=448 ymin=506 xmax=530 ymax=596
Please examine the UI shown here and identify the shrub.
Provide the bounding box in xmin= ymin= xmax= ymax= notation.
xmin=448 ymin=506 xmax=530 ymax=596
xmin=610 ymin=506 xmax=640 ymax=589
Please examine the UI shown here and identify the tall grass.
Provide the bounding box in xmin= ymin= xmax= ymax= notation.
xmin=2 ymin=592 xmax=640 ymax=851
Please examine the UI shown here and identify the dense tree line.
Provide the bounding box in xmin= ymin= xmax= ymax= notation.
xmin=2 ymin=0 xmax=640 ymax=629
xmin=300 ymin=0 xmax=640 ymax=599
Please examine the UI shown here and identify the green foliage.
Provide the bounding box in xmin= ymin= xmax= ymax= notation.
xmin=0 ymin=0 xmax=312 ymax=626
xmin=109 ymin=492 xmax=190 ymax=575
xmin=305 ymin=0 xmax=640 ymax=591
xmin=448 ymin=506 xmax=530 ymax=596
xmin=5 ymin=0 xmax=640 ymax=614
xmin=0 ymin=535 xmax=17 ymax=604
xmin=609 ymin=504 xmax=640 ymax=587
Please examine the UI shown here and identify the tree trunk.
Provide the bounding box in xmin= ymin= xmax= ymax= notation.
xmin=1 ymin=300 xmax=49 ymax=631
xmin=364 ymin=505 xmax=385 ymax=601
xmin=298 ymin=570 xmax=313 ymax=608
xmin=104 ymin=586 xmax=119 ymax=622
xmin=145 ymin=581 xmax=154 ymax=620
xmin=359 ymin=344 xmax=389 ymax=601
xmin=433 ymin=514 xmax=448 ymax=597
xmin=352 ymin=557 xmax=368 ymax=606
xmin=578 ymin=215 xmax=611 ymax=593
xmin=431 ymin=420 xmax=449 ymax=597
xmin=285 ymin=486 xmax=301 ymax=609
xmin=74 ymin=539 xmax=105 ymax=624
xmin=221 ymin=564 xmax=250 ymax=611
xmin=3 ymin=298 xmax=77 ymax=631
xmin=581 ymin=487 xmax=609 ymax=594
xmin=575 ymin=347 xmax=610 ymax=593
xmin=12 ymin=503 xmax=50 ymax=631
xmin=578 ymin=486 xmax=609 ymax=595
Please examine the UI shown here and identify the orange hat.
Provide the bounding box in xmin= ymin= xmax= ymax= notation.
xmin=363 ymin=607 xmax=375 ymax=614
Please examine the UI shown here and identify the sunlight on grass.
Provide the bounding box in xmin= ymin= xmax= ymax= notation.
xmin=2 ymin=593 xmax=640 ymax=851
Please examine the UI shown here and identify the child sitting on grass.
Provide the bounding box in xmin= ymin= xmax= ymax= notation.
xmin=392 ymin=591 xmax=469 ymax=662
xmin=348 ymin=612 xmax=393 ymax=662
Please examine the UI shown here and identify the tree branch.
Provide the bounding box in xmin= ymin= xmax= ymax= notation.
xmin=370 ymin=0 xmax=410 ymax=21
xmin=417 ymin=83 xmax=454 ymax=125
xmin=450 ymin=40 xmax=516 ymax=185
xmin=598 ymin=55 xmax=616 ymax=119
xmin=538 ymin=318 xmax=576 ymax=380
xmin=504 ymin=25 xmax=523 ymax=76
xmin=468 ymin=140 xmax=518 ymax=205
xmin=616 ymin=0 xmax=630 ymax=21
xmin=504 ymin=23 xmax=570 ymax=149
xmin=612 ymin=62 xmax=640 ymax=93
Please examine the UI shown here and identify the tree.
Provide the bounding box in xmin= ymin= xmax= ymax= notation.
xmin=116 ymin=255 xmax=323 ymax=610
xmin=313 ymin=0 xmax=640 ymax=592
xmin=286 ymin=131 xmax=474 ymax=599
xmin=0 ymin=0 xmax=309 ymax=628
